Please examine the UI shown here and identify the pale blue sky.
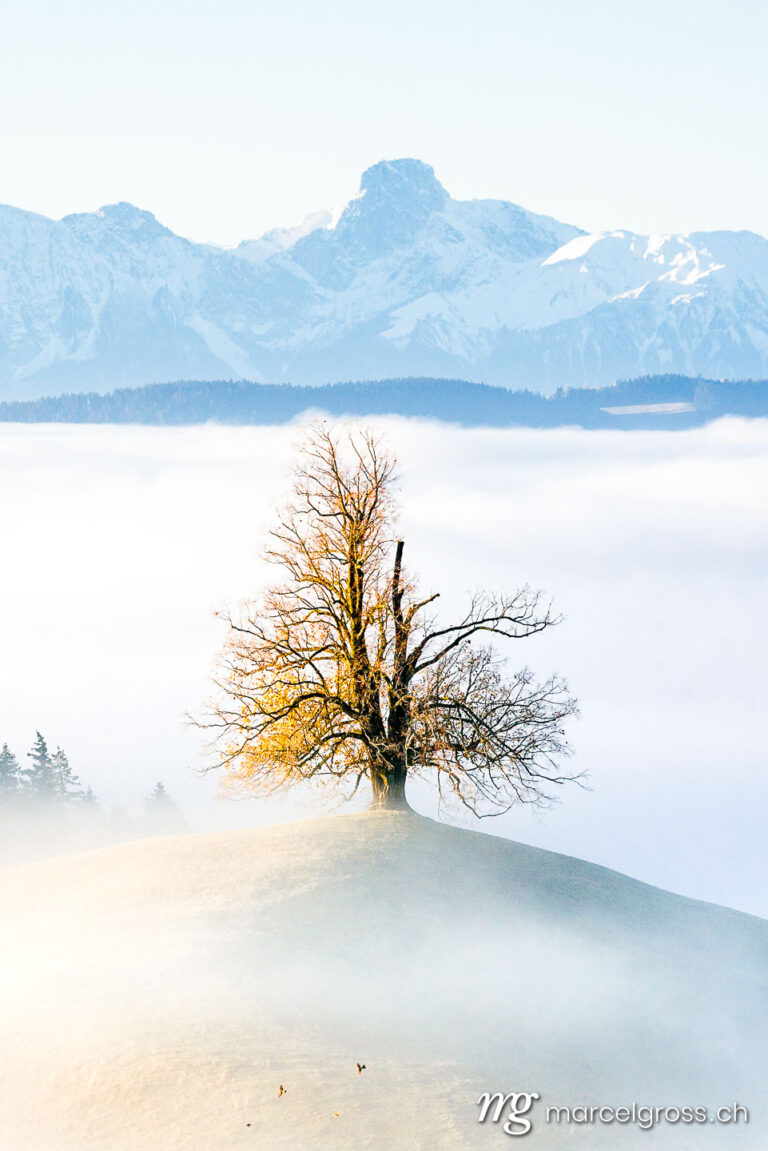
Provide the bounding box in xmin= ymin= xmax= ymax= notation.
xmin=0 ymin=0 xmax=765 ymax=246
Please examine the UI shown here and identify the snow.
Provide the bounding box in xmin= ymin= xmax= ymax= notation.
xmin=1 ymin=159 xmax=767 ymax=396
xmin=541 ymin=231 xmax=606 ymax=265
xmin=0 ymin=810 xmax=765 ymax=1149
xmin=187 ymin=314 xmax=263 ymax=380
xmin=235 ymin=210 xmax=333 ymax=264
xmin=601 ymin=402 xmax=696 ymax=415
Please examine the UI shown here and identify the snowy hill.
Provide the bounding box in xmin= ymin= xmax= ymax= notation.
xmin=1 ymin=812 xmax=765 ymax=1149
xmin=2 ymin=159 xmax=768 ymax=398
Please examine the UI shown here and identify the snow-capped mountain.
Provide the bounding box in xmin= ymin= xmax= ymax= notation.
xmin=1 ymin=158 xmax=768 ymax=399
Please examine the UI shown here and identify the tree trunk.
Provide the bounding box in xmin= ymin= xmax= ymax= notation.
xmin=369 ymin=767 xmax=409 ymax=811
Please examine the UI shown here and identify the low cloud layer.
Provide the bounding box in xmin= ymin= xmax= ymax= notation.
xmin=1 ymin=418 xmax=766 ymax=916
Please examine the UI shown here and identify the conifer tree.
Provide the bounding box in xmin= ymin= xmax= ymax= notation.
xmin=81 ymin=786 xmax=99 ymax=807
xmin=24 ymin=732 xmax=57 ymax=801
xmin=145 ymin=781 xmax=171 ymax=807
xmin=144 ymin=781 xmax=184 ymax=831
xmin=50 ymin=747 xmax=84 ymax=803
xmin=0 ymin=743 xmax=20 ymax=799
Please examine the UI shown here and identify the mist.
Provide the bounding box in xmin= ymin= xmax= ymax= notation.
xmin=1 ymin=418 xmax=766 ymax=915
xmin=1 ymin=811 xmax=764 ymax=1149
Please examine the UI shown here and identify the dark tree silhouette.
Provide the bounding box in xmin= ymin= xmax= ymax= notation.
xmin=204 ymin=425 xmax=578 ymax=815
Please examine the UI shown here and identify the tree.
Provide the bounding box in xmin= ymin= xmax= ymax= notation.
xmin=50 ymin=747 xmax=85 ymax=803
xmin=24 ymin=732 xmax=57 ymax=801
xmin=144 ymin=781 xmax=173 ymax=810
xmin=204 ymin=424 xmax=578 ymax=815
xmin=0 ymin=743 xmax=20 ymax=800
xmin=143 ymin=781 xmax=185 ymax=833
xmin=81 ymin=786 xmax=99 ymax=808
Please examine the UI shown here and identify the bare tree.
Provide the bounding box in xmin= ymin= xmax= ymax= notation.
xmin=202 ymin=424 xmax=578 ymax=815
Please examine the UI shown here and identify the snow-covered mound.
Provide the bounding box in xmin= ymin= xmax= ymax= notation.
xmin=0 ymin=811 xmax=764 ymax=1150
xmin=2 ymin=159 xmax=768 ymax=398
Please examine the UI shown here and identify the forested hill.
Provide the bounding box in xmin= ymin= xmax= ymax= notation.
xmin=1 ymin=375 xmax=767 ymax=430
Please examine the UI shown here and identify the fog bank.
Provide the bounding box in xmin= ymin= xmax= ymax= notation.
xmin=1 ymin=418 xmax=766 ymax=914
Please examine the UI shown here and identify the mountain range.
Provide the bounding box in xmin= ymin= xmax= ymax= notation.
xmin=2 ymin=158 xmax=768 ymax=399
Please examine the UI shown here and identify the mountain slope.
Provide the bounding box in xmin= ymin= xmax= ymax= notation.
xmin=1 ymin=160 xmax=768 ymax=397
xmin=1 ymin=811 xmax=765 ymax=1149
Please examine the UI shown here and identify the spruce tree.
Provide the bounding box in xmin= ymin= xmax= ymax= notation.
xmin=144 ymin=781 xmax=184 ymax=831
xmin=51 ymin=747 xmax=84 ymax=803
xmin=81 ymin=786 xmax=99 ymax=808
xmin=24 ymin=732 xmax=57 ymax=801
xmin=0 ymin=743 xmax=20 ymax=800
xmin=145 ymin=781 xmax=172 ymax=809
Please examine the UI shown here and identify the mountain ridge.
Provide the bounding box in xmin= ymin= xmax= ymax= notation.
xmin=1 ymin=158 xmax=768 ymax=398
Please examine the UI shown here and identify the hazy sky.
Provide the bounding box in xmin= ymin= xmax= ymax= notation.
xmin=1 ymin=419 xmax=766 ymax=917
xmin=1 ymin=0 xmax=766 ymax=246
